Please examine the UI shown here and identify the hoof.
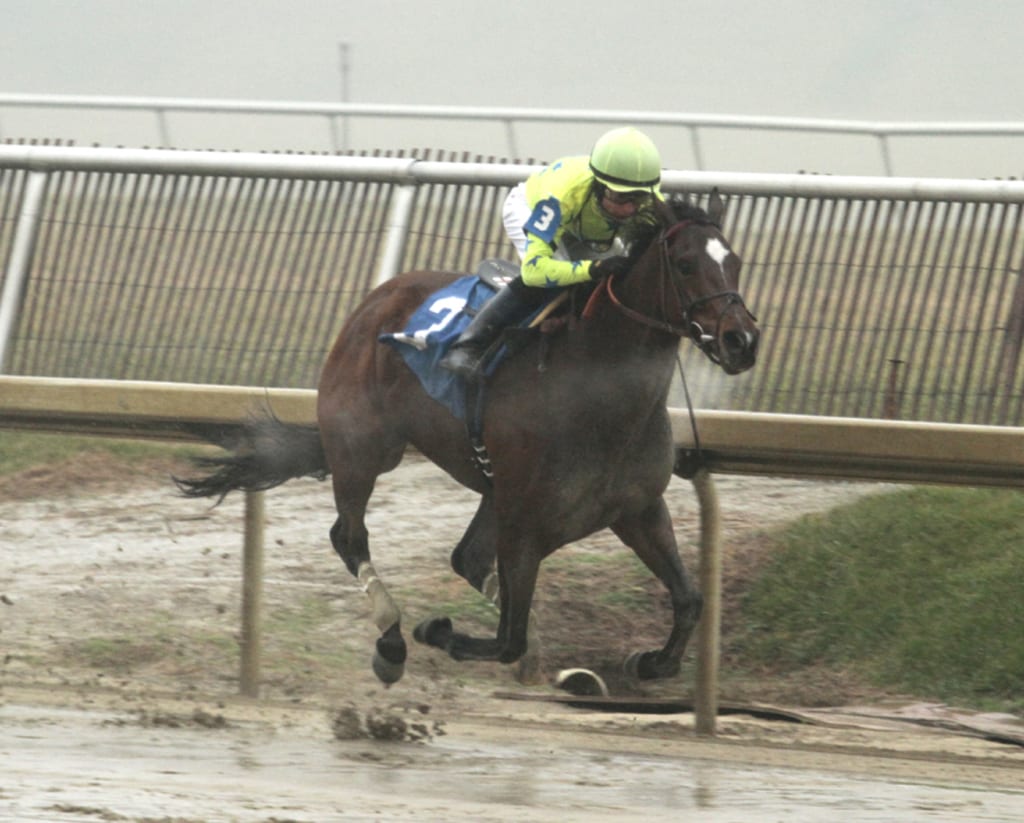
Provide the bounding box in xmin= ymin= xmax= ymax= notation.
xmin=515 ymin=653 xmax=545 ymax=686
xmin=555 ymin=668 xmax=609 ymax=697
xmin=624 ymin=650 xmax=681 ymax=680
xmin=372 ymin=634 xmax=407 ymax=685
xmin=413 ymin=616 xmax=453 ymax=649
xmin=624 ymin=650 xmax=645 ymax=679
xmin=372 ymin=649 xmax=405 ymax=684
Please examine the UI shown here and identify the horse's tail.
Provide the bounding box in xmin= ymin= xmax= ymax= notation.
xmin=174 ymin=414 xmax=328 ymax=502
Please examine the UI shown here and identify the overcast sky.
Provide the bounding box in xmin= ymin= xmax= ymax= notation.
xmin=1 ymin=0 xmax=1022 ymax=176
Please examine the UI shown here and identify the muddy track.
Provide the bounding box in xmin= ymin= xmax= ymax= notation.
xmin=2 ymin=456 xmax=1022 ymax=821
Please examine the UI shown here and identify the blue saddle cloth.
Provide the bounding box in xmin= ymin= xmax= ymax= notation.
xmin=379 ymin=275 xmax=513 ymax=421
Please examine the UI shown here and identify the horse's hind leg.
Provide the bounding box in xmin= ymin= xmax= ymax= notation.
xmin=327 ymin=448 xmax=407 ymax=685
xmin=612 ymin=497 xmax=703 ymax=680
xmin=447 ymin=495 xmax=543 ymax=683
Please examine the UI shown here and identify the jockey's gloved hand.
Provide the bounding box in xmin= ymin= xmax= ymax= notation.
xmin=590 ymin=255 xmax=632 ymax=280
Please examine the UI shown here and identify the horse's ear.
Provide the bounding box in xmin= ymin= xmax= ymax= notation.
xmin=708 ymin=187 xmax=725 ymax=225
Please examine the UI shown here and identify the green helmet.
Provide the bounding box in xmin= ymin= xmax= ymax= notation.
xmin=589 ymin=127 xmax=661 ymax=192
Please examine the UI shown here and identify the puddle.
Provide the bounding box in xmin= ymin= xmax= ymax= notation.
xmin=2 ymin=704 xmax=1021 ymax=822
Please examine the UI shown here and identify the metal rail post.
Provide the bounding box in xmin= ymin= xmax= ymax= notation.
xmin=0 ymin=170 xmax=49 ymax=372
xmin=155 ymin=108 xmax=171 ymax=147
xmin=877 ymin=133 xmax=894 ymax=176
xmin=502 ymin=118 xmax=518 ymax=159
xmin=374 ymin=183 xmax=418 ymax=287
xmin=240 ymin=490 xmax=265 ymax=697
xmin=689 ymin=126 xmax=705 ymax=171
xmin=692 ymin=468 xmax=722 ymax=736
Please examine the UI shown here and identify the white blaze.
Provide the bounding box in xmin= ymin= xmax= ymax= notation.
xmin=705 ymin=237 xmax=730 ymax=269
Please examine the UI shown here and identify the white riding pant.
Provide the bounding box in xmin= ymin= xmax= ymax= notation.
xmin=502 ymin=182 xmax=532 ymax=260
xmin=502 ymin=182 xmax=624 ymax=263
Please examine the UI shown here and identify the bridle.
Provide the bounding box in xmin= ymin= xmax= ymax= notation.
xmin=601 ymin=218 xmax=754 ymax=360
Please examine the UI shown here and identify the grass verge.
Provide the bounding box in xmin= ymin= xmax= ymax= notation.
xmin=731 ymin=486 xmax=1024 ymax=713
xmin=0 ymin=431 xmax=196 ymax=475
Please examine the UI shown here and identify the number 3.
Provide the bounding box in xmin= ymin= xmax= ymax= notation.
xmin=533 ymin=205 xmax=555 ymax=231
xmin=526 ymin=197 xmax=561 ymax=243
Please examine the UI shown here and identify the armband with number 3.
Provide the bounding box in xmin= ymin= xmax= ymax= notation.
xmin=524 ymin=197 xmax=562 ymax=244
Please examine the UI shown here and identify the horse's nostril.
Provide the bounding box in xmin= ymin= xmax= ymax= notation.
xmin=723 ymin=330 xmax=748 ymax=354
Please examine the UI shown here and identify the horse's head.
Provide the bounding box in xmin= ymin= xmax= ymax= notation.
xmin=654 ymin=191 xmax=759 ymax=375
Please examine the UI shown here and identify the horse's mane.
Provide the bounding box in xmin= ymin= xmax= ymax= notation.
xmin=623 ymin=195 xmax=714 ymax=260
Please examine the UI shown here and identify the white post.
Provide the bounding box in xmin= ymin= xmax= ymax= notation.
xmin=0 ymin=170 xmax=48 ymax=373
xmin=240 ymin=490 xmax=265 ymax=697
xmin=692 ymin=468 xmax=721 ymax=735
xmin=374 ymin=183 xmax=418 ymax=287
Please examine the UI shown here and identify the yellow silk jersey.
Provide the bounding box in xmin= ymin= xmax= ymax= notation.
xmin=519 ymin=155 xmax=662 ymax=287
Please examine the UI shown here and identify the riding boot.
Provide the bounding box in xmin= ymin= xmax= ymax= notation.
xmin=439 ymin=284 xmax=534 ymax=380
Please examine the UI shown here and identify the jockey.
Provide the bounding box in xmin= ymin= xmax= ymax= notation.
xmin=440 ymin=126 xmax=665 ymax=379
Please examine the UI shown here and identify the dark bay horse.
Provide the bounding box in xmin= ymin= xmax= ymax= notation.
xmin=178 ymin=191 xmax=759 ymax=685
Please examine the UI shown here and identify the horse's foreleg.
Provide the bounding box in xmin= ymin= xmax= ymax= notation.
xmin=612 ymin=498 xmax=702 ymax=680
xmin=492 ymin=549 xmax=542 ymax=665
xmin=449 ymin=494 xmax=497 ymax=591
xmin=443 ymin=496 xmax=544 ymax=682
xmin=417 ymin=533 xmax=541 ymax=669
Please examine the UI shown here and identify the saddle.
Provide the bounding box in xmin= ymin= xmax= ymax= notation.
xmin=379 ymin=259 xmax=573 ymax=421
xmin=474 ymin=258 xmax=520 ymax=291
xmin=474 ymin=258 xmax=576 ymax=352
xmin=379 ymin=260 xmax=585 ymax=481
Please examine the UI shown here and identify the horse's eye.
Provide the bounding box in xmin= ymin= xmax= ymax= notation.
xmin=673 ymin=257 xmax=694 ymax=276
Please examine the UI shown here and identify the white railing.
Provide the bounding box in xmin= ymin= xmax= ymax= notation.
xmin=4 ymin=143 xmax=1024 ymax=370
xmin=3 ymin=144 xmax=1024 ymax=422
xmin=3 ymin=377 xmax=1020 ymax=488
xmin=8 ymin=141 xmax=1024 ymax=195
xmin=4 ymin=93 xmax=1024 ymax=175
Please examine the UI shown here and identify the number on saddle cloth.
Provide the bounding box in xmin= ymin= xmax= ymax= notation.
xmin=378 ymin=259 xmax=540 ymax=422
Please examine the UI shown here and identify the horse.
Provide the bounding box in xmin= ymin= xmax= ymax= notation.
xmin=177 ymin=190 xmax=760 ymax=686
